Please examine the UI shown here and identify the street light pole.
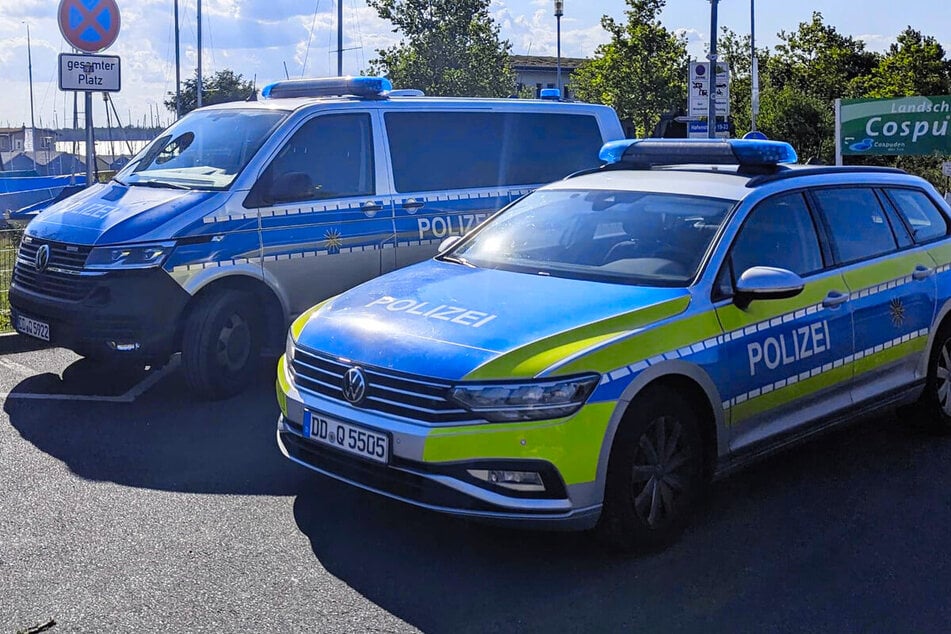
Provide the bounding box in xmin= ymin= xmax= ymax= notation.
xmin=554 ymin=0 xmax=564 ymax=96
xmin=750 ymin=0 xmax=759 ymax=132
xmin=707 ymin=0 xmax=719 ymax=138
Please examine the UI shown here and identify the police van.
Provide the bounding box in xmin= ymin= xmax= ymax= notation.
xmin=9 ymin=77 xmax=624 ymax=398
xmin=277 ymin=138 xmax=951 ymax=549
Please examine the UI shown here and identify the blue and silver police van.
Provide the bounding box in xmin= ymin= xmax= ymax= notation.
xmin=9 ymin=77 xmax=624 ymax=398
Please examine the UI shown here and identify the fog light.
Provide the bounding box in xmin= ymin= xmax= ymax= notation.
xmin=467 ymin=469 xmax=545 ymax=492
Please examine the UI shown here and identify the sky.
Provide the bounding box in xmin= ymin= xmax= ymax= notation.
xmin=0 ymin=0 xmax=948 ymax=131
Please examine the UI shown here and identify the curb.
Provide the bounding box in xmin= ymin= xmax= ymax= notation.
xmin=0 ymin=331 xmax=50 ymax=356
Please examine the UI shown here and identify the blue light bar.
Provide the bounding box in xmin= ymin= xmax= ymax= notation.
xmin=261 ymin=76 xmax=393 ymax=100
xmin=599 ymin=138 xmax=799 ymax=168
xmin=540 ymin=88 xmax=561 ymax=100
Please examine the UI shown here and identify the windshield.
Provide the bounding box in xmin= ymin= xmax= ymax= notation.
xmin=116 ymin=108 xmax=288 ymax=190
xmin=448 ymin=189 xmax=736 ymax=286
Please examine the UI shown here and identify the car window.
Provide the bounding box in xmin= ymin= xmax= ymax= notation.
xmin=385 ymin=111 xmax=603 ymax=192
xmin=730 ymin=192 xmax=824 ymax=277
xmin=257 ymin=113 xmax=374 ymax=205
xmin=812 ymin=187 xmax=898 ymax=264
xmin=450 ymin=188 xmax=734 ymax=286
xmin=885 ymin=188 xmax=949 ymax=244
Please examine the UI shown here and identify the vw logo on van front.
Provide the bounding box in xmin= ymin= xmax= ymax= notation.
xmin=34 ymin=244 xmax=50 ymax=272
xmin=342 ymin=367 xmax=367 ymax=404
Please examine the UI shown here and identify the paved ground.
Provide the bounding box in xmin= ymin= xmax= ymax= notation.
xmin=2 ymin=332 xmax=951 ymax=633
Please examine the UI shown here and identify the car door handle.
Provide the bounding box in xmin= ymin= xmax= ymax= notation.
xmin=361 ymin=201 xmax=383 ymax=213
xmin=402 ymin=198 xmax=424 ymax=210
xmin=822 ymin=290 xmax=849 ymax=308
xmin=912 ymin=264 xmax=935 ymax=281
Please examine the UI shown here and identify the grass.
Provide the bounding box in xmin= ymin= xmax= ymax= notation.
xmin=0 ymin=228 xmax=22 ymax=333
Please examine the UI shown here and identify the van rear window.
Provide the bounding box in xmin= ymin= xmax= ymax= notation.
xmin=385 ymin=111 xmax=603 ymax=193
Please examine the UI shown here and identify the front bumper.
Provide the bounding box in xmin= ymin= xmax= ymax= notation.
xmin=9 ymin=267 xmax=191 ymax=361
xmin=276 ymin=354 xmax=605 ymax=529
xmin=277 ymin=416 xmax=601 ymax=529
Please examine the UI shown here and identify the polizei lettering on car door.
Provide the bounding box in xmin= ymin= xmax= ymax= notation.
xmin=417 ymin=214 xmax=489 ymax=240
xmin=747 ymin=320 xmax=831 ymax=376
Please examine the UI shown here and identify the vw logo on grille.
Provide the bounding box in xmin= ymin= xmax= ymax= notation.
xmin=34 ymin=244 xmax=50 ymax=272
xmin=342 ymin=367 xmax=367 ymax=404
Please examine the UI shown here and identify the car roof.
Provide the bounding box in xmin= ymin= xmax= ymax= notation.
xmin=546 ymin=163 xmax=930 ymax=203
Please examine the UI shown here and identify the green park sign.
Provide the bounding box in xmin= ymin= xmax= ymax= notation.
xmin=840 ymin=96 xmax=951 ymax=156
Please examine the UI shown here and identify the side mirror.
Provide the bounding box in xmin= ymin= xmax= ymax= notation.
xmin=735 ymin=266 xmax=804 ymax=309
xmin=437 ymin=236 xmax=462 ymax=254
xmin=246 ymin=170 xmax=314 ymax=208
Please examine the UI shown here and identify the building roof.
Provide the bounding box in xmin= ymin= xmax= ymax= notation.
xmin=510 ymin=55 xmax=587 ymax=71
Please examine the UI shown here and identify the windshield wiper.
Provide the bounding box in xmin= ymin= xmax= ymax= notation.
xmin=111 ymin=175 xmax=127 ymax=186
xmin=440 ymin=254 xmax=477 ymax=268
xmin=130 ymin=179 xmax=192 ymax=190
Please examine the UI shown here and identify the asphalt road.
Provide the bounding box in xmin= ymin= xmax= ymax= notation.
xmin=2 ymin=332 xmax=951 ymax=633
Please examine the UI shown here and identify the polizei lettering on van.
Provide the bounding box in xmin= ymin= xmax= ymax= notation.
xmin=417 ymin=214 xmax=489 ymax=240
xmin=366 ymin=296 xmax=498 ymax=328
xmin=747 ymin=320 xmax=831 ymax=376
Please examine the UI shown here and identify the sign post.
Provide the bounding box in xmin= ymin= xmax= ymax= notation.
xmin=57 ymin=0 xmax=122 ymax=186
xmin=688 ymin=62 xmax=730 ymax=139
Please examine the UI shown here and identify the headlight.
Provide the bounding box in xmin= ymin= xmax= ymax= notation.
xmin=450 ymin=374 xmax=600 ymax=422
xmin=85 ymin=241 xmax=176 ymax=270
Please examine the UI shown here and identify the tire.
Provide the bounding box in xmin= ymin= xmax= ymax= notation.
xmin=597 ymin=385 xmax=706 ymax=552
xmin=919 ymin=324 xmax=951 ymax=434
xmin=181 ymin=289 xmax=261 ymax=400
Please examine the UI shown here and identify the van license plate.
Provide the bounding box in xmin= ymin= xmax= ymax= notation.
xmin=305 ymin=412 xmax=389 ymax=463
xmin=15 ymin=314 xmax=50 ymax=342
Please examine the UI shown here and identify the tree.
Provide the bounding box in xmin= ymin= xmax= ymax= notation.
xmin=570 ymin=0 xmax=688 ymax=138
xmin=854 ymin=27 xmax=951 ymax=98
xmin=164 ymin=69 xmax=256 ymax=116
xmin=367 ymin=0 xmax=514 ymax=97
xmin=768 ymin=12 xmax=878 ymax=104
xmin=756 ymin=85 xmax=833 ymax=163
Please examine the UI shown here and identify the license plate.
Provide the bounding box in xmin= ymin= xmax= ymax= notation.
xmin=305 ymin=412 xmax=390 ymax=464
xmin=14 ymin=313 xmax=50 ymax=342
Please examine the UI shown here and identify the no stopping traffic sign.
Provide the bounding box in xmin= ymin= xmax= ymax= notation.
xmin=58 ymin=0 xmax=121 ymax=53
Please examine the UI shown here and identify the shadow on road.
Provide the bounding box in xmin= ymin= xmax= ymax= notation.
xmin=295 ymin=414 xmax=951 ymax=633
xmin=4 ymin=356 xmax=310 ymax=496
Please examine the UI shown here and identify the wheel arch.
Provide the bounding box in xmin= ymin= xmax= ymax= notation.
xmin=179 ymin=270 xmax=288 ymax=353
xmin=593 ymin=361 xmax=726 ymax=499
xmin=920 ymin=298 xmax=951 ymax=376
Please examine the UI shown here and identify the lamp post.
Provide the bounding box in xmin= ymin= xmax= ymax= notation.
xmin=750 ymin=0 xmax=759 ymax=132
xmin=707 ymin=0 xmax=719 ymax=138
xmin=554 ymin=0 xmax=564 ymax=96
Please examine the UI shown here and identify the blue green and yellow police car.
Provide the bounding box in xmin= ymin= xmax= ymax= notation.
xmin=276 ymin=138 xmax=951 ymax=549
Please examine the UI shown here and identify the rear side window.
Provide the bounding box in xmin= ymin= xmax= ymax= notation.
xmin=885 ymin=188 xmax=949 ymax=244
xmin=812 ymin=188 xmax=898 ymax=264
xmin=385 ymin=111 xmax=603 ymax=192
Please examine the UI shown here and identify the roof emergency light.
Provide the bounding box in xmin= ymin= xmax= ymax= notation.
xmin=599 ymin=138 xmax=799 ymax=168
xmin=261 ymin=76 xmax=393 ymax=100
xmin=540 ymin=88 xmax=561 ymax=100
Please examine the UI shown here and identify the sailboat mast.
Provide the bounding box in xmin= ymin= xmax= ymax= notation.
xmin=174 ymin=0 xmax=182 ymax=117
xmin=197 ymin=0 xmax=203 ymax=108
xmin=337 ymin=0 xmax=343 ymax=76
xmin=26 ymin=23 xmax=36 ymax=130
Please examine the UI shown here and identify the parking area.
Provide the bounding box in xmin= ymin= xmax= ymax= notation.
xmin=3 ymin=333 xmax=951 ymax=632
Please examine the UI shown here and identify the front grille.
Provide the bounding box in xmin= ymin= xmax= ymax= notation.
xmin=13 ymin=238 xmax=97 ymax=301
xmin=291 ymin=347 xmax=477 ymax=424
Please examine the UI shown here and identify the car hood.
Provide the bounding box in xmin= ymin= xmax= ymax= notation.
xmin=24 ymin=182 xmax=218 ymax=245
xmin=293 ymin=259 xmax=691 ymax=381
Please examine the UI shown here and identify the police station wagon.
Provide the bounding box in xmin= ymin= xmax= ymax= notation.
xmin=9 ymin=77 xmax=622 ymax=398
xmin=276 ymin=138 xmax=951 ymax=549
